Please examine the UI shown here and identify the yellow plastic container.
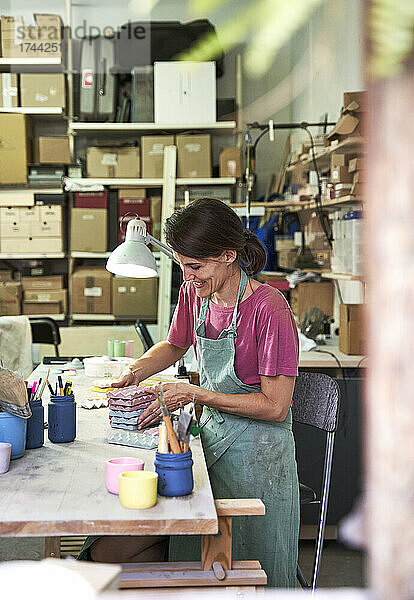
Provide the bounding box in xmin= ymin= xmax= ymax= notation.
xmin=119 ymin=471 xmax=158 ymax=509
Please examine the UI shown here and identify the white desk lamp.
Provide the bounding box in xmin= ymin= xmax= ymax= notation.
xmin=106 ymin=216 xmax=177 ymax=278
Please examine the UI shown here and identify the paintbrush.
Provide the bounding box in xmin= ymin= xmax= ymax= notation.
xmin=155 ymin=384 xmax=182 ymax=454
xmin=35 ymin=368 xmax=50 ymax=401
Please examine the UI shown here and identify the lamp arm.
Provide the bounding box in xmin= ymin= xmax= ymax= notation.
xmin=146 ymin=234 xmax=179 ymax=264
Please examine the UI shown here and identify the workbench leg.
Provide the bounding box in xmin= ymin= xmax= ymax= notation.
xmin=44 ymin=536 xmax=61 ymax=558
xmin=201 ymin=516 xmax=232 ymax=575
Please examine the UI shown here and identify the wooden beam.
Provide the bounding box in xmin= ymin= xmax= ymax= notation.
xmin=201 ymin=516 xmax=232 ymax=571
xmin=214 ymin=498 xmax=265 ymax=517
xmin=119 ymin=566 xmax=267 ymax=588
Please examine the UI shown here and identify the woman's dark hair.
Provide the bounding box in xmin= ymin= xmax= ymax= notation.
xmin=165 ymin=198 xmax=267 ymax=276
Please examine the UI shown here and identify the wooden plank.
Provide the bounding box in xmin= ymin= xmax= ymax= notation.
xmin=121 ymin=561 xmax=261 ymax=572
xmin=119 ymin=568 xmax=267 ymax=588
xmin=201 ymin=516 xmax=232 ymax=571
xmin=0 ymin=368 xmax=217 ymax=537
xmin=214 ymin=498 xmax=265 ymax=517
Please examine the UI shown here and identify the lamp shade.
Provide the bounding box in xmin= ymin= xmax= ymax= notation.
xmin=106 ymin=218 xmax=157 ymax=278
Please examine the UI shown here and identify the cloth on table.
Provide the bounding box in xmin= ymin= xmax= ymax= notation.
xmin=0 ymin=315 xmax=32 ymax=379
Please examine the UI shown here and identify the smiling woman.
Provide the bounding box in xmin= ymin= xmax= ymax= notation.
xmin=81 ymin=198 xmax=299 ymax=588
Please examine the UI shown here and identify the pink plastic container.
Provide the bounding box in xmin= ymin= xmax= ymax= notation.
xmin=105 ymin=457 xmax=144 ymax=494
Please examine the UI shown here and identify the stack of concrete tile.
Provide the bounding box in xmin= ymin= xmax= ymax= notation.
xmin=107 ymin=385 xmax=156 ymax=431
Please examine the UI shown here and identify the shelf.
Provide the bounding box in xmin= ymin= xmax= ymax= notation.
xmin=70 ymin=251 xmax=112 ymax=258
xmin=287 ymin=136 xmax=365 ymax=171
xmin=71 ymin=314 xmax=115 ymax=321
xmin=320 ymin=272 xmax=364 ymax=281
xmin=308 ymin=195 xmax=363 ymax=209
xmin=0 ymin=107 xmax=63 ymax=115
xmin=0 ymin=57 xmax=61 ymax=65
xmin=0 ymin=252 xmax=65 ymax=259
xmin=25 ymin=313 xmax=66 ymax=321
xmin=0 ymin=187 xmax=63 ymax=194
xmin=69 ymin=177 xmax=235 ymax=187
xmin=70 ymin=121 xmax=237 ymax=132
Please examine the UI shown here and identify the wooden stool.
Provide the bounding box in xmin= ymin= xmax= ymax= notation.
xmin=119 ymin=498 xmax=267 ymax=589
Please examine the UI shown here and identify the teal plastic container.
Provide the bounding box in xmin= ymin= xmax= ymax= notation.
xmin=0 ymin=412 xmax=27 ymax=459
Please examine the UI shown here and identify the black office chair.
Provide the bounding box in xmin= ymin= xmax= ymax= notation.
xmin=29 ymin=317 xmax=61 ymax=357
xmin=291 ymin=372 xmax=340 ymax=591
xmin=134 ymin=319 xmax=154 ymax=352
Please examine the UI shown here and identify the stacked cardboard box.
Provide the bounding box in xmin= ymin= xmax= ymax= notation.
xmin=304 ymin=213 xmax=331 ymax=269
xmin=339 ymin=303 xmax=364 ymax=355
xmin=0 ymin=281 xmax=21 ymax=315
xmin=0 ymin=114 xmax=32 ymax=184
xmin=0 ymin=204 xmax=63 ymax=253
xmin=33 ymin=137 xmax=71 ymax=164
xmin=112 ymin=276 xmax=158 ymax=319
xmin=325 ymin=91 xmax=365 ymax=146
xmin=0 ymin=74 xmax=18 ymax=108
xmin=87 ymin=147 xmax=140 ymax=178
xmin=141 ymin=136 xmax=174 ymax=178
xmin=176 ymin=135 xmax=211 ymax=178
xmin=70 ymin=267 xmax=112 ymax=315
xmin=70 ymin=207 xmax=107 ymax=252
xmin=219 ymin=147 xmax=242 ymax=178
xmin=290 ymin=281 xmax=334 ymax=321
xmin=118 ymin=188 xmax=151 ymax=243
xmin=20 ymin=74 xmax=65 ymax=108
xmin=22 ymin=275 xmax=66 ymax=315
xmin=0 ymin=14 xmax=62 ymax=59
xmin=348 ymin=157 xmax=364 ymax=197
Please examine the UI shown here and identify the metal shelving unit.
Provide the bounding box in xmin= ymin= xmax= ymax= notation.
xmin=70 ymin=121 xmax=237 ymax=132
xmin=0 ymin=107 xmax=63 ymax=114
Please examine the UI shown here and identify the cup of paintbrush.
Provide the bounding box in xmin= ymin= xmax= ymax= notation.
xmin=153 ymin=384 xmax=181 ymax=454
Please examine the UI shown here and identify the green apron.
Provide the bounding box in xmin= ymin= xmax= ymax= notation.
xmin=170 ymin=269 xmax=299 ymax=588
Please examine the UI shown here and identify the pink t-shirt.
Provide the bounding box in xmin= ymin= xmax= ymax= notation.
xmin=167 ymin=281 xmax=299 ymax=387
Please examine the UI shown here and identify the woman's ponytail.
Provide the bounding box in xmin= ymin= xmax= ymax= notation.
xmin=238 ymin=229 xmax=267 ymax=275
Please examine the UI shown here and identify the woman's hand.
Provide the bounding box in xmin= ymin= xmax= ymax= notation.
xmin=111 ymin=370 xmax=139 ymax=388
xmin=137 ymin=382 xmax=197 ymax=429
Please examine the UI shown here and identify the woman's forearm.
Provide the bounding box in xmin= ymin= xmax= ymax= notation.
xmin=196 ymin=375 xmax=295 ymax=422
xmin=129 ymin=341 xmax=188 ymax=381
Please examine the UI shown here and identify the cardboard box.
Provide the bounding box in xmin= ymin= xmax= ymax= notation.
xmin=278 ymin=249 xmax=298 ymax=270
xmin=87 ymin=147 xmax=140 ymax=178
xmin=150 ymin=195 xmax=162 ymax=242
xmin=0 ymin=270 xmax=13 ymax=281
xmin=118 ymin=189 xmax=152 ymax=242
xmin=70 ymin=267 xmax=112 ymax=314
xmin=311 ymin=248 xmax=331 ymax=269
xmin=20 ymin=74 xmax=65 ymax=108
xmin=74 ymin=191 xmax=108 ymax=209
xmin=33 ymin=137 xmax=71 ymax=164
xmin=70 ymin=208 xmax=107 ymax=252
xmin=0 ymin=190 xmax=34 ymax=207
xmin=339 ymin=303 xmax=364 ymax=355
xmin=0 ymin=114 xmax=32 ymax=184
xmin=141 ymin=136 xmax=174 ymax=178
xmin=290 ymin=281 xmax=334 ymax=321
xmin=0 ymin=73 xmax=18 ymax=108
xmin=21 ymin=275 xmax=63 ymax=291
xmin=1 ymin=14 xmax=62 ymax=59
xmin=24 ymin=289 xmax=67 ymax=313
xmin=219 ymin=147 xmax=242 ymax=178
xmin=176 ymin=135 xmax=211 ymax=178
xmin=275 ymin=237 xmax=296 ymax=251
xmin=348 ymin=157 xmax=363 ymax=172
xmin=330 ymin=154 xmax=347 ymax=172
xmin=331 ymin=165 xmax=353 ymax=184
xmin=112 ymin=276 xmax=158 ymax=318
xmin=23 ymin=301 xmax=61 ymax=315
xmin=0 ymin=281 xmax=21 ymax=316
xmin=1 ymin=237 xmax=62 ymax=253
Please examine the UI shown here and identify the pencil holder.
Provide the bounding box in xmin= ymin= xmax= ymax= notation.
xmin=26 ymin=398 xmax=44 ymax=449
xmin=48 ymin=394 xmax=76 ymax=443
xmin=154 ymin=451 xmax=194 ymax=497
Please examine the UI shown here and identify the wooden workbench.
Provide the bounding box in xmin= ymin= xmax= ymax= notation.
xmin=0 ymin=366 xmax=217 ymax=537
xmin=299 ymin=344 xmax=365 ymax=369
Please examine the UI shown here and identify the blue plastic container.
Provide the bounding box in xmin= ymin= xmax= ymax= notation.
xmin=0 ymin=412 xmax=27 ymax=459
xmin=26 ymin=398 xmax=44 ymax=449
xmin=154 ymin=450 xmax=194 ymax=497
xmin=48 ymin=395 xmax=76 ymax=443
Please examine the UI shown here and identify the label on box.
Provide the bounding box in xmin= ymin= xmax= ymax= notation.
xmin=35 ymin=293 xmax=52 ymax=302
xmin=130 ymin=286 xmax=136 ymax=293
xmin=185 ymin=143 xmax=201 ymax=153
xmin=101 ymin=153 xmax=118 ymax=166
xmin=84 ymin=287 xmax=102 ymax=297
xmin=82 ymin=69 xmax=93 ymax=88
xmin=118 ymin=286 xmax=127 ymax=293
xmin=149 ymin=143 xmax=165 ymax=156
xmin=82 ymin=214 xmax=94 ymax=220
xmin=35 ymin=93 xmax=49 ymax=103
